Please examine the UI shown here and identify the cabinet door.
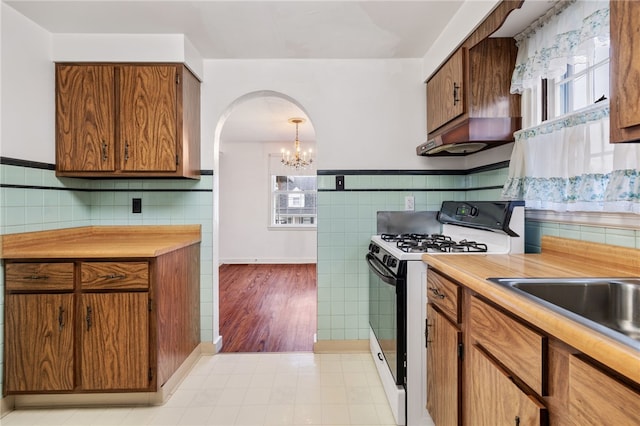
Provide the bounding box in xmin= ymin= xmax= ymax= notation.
xmin=427 ymin=48 xmax=465 ymax=134
xmin=56 ymin=64 xmax=116 ymax=172
xmin=119 ymin=65 xmax=178 ymax=172
xmin=468 ymin=344 xmax=547 ymax=426
xmin=81 ymin=292 xmax=149 ymax=390
xmin=610 ymin=0 xmax=640 ymax=143
xmin=569 ymin=355 xmax=640 ymax=425
xmin=426 ymin=303 xmax=461 ymax=426
xmin=5 ymin=294 xmax=74 ymax=392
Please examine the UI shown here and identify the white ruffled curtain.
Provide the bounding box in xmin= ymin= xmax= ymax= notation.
xmin=502 ymin=0 xmax=640 ymax=214
xmin=510 ymin=0 xmax=610 ymax=94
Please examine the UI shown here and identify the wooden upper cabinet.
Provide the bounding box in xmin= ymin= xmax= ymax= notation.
xmin=427 ymin=48 xmax=465 ymax=133
xmin=610 ymin=0 xmax=640 ymax=143
xmin=55 ymin=63 xmax=200 ymax=179
xmin=56 ymin=65 xmax=116 ymax=172
xmin=119 ymin=66 xmax=177 ymax=172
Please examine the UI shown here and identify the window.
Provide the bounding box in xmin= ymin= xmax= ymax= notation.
xmin=271 ymin=175 xmax=317 ymax=227
xmin=549 ymin=42 xmax=610 ymax=119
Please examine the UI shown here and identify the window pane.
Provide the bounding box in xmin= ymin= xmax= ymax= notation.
xmin=594 ymin=43 xmax=610 ymax=63
xmin=571 ymin=74 xmax=588 ymax=111
xmin=593 ymin=63 xmax=610 ymax=101
xmin=271 ymin=175 xmax=317 ymax=227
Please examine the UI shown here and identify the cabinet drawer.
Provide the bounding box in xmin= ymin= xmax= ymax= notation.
xmin=5 ymin=263 xmax=74 ymax=291
xmin=470 ymin=295 xmax=547 ymax=396
xmin=81 ymin=262 xmax=149 ymax=290
xmin=426 ymin=270 xmax=460 ymax=322
xmin=569 ymin=355 xmax=640 ymax=425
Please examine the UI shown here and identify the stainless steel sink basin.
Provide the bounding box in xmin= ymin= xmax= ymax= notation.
xmin=487 ymin=277 xmax=640 ymax=350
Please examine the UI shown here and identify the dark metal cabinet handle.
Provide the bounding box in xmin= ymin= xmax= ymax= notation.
xmin=124 ymin=142 xmax=130 ymax=161
xmin=86 ymin=306 xmax=92 ymax=331
xmin=23 ymin=275 xmax=49 ymax=280
xmin=515 ymin=416 xmax=520 ymax=426
xmin=101 ymin=141 xmax=108 ymax=161
xmin=425 ymin=319 xmax=433 ymax=347
xmin=100 ymin=274 xmax=126 ymax=280
xmin=377 ymin=352 xmax=384 ymax=361
xmin=453 ymin=83 xmax=460 ymax=105
xmin=58 ymin=306 xmax=65 ymax=331
xmin=429 ymin=287 xmax=445 ymax=299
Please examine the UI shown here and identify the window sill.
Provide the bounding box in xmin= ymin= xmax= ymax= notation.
xmin=526 ymin=209 xmax=639 ymax=229
xmin=268 ymin=225 xmax=317 ymax=231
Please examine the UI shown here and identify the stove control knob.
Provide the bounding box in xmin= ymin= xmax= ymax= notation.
xmin=388 ymin=258 xmax=397 ymax=268
xmin=382 ymin=254 xmax=388 ymax=264
xmin=370 ymin=244 xmax=379 ymax=254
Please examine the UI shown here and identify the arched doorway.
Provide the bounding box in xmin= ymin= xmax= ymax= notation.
xmin=214 ymin=91 xmax=318 ymax=352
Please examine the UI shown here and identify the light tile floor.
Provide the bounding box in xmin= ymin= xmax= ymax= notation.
xmin=1 ymin=352 xmax=396 ymax=426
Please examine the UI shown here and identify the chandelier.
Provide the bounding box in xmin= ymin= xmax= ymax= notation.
xmin=281 ymin=117 xmax=313 ymax=169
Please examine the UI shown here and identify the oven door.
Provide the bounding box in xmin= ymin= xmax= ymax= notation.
xmin=367 ymin=253 xmax=406 ymax=386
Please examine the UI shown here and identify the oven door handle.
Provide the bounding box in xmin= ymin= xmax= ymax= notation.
xmin=366 ymin=253 xmax=398 ymax=287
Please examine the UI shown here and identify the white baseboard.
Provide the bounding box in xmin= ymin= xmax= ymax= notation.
xmin=220 ymin=258 xmax=317 ymax=264
xmin=6 ymin=343 xmax=207 ymax=411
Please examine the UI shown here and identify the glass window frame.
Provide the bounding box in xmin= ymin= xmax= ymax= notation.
xmin=269 ymin=174 xmax=317 ymax=230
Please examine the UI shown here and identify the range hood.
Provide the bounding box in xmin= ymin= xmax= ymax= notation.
xmin=416 ymin=117 xmax=521 ymax=157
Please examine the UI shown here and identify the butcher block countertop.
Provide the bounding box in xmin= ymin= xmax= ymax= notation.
xmin=422 ymin=235 xmax=640 ymax=385
xmin=1 ymin=225 xmax=201 ymax=259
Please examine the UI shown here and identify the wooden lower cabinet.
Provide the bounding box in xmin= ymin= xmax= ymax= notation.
xmin=426 ymin=303 xmax=461 ymax=426
xmin=569 ymin=355 xmax=640 ymax=425
xmin=426 ymin=268 xmax=640 ymax=425
xmin=468 ymin=345 xmax=547 ymax=426
xmin=80 ymin=292 xmax=149 ymax=391
xmin=4 ymin=293 xmax=75 ymax=392
xmin=3 ymin=244 xmax=200 ymax=396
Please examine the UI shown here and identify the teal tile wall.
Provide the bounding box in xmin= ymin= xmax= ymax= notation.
xmin=317 ymin=172 xmax=476 ymax=341
xmin=0 ymin=163 xmax=214 ymax=393
xmin=525 ymin=220 xmax=640 ymax=253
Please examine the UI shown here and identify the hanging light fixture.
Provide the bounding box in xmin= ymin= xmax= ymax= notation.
xmin=281 ymin=117 xmax=313 ymax=169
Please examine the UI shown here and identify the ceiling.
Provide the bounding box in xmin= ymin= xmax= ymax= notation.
xmin=5 ymin=1 xmax=467 ymax=60
xmin=4 ymin=0 xmax=551 ymax=145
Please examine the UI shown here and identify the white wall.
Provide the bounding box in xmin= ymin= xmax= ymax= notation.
xmin=1 ymin=4 xmax=54 ymax=162
xmin=201 ymin=58 xmax=470 ymax=171
xmin=219 ymin=140 xmax=317 ymax=263
xmin=421 ymin=0 xmax=501 ymax=81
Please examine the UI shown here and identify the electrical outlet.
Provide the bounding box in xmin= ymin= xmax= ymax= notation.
xmin=336 ymin=175 xmax=345 ymax=191
xmin=404 ymin=196 xmax=415 ymax=211
xmin=132 ymin=198 xmax=142 ymax=214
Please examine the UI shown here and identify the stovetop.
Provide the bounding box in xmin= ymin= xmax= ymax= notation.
xmin=380 ymin=233 xmax=488 ymax=254
xmin=370 ymin=201 xmax=525 ymax=263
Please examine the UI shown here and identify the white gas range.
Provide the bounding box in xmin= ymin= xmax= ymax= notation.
xmin=367 ymin=201 xmax=525 ymax=425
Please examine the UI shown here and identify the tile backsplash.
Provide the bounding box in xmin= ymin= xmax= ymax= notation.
xmin=0 ymin=161 xmax=215 ymax=392
xmin=315 ymin=167 xmax=508 ymax=341
xmin=2 ymin=159 xmax=639 ymax=394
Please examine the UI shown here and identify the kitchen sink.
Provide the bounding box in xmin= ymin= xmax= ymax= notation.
xmin=487 ymin=277 xmax=640 ymax=350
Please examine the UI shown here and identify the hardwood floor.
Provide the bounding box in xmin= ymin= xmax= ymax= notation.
xmin=219 ymin=263 xmax=317 ymax=353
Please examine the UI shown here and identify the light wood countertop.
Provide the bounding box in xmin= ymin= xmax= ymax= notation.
xmin=422 ymin=235 xmax=640 ymax=385
xmin=1 ymin=225 xmax=201 ymax=259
